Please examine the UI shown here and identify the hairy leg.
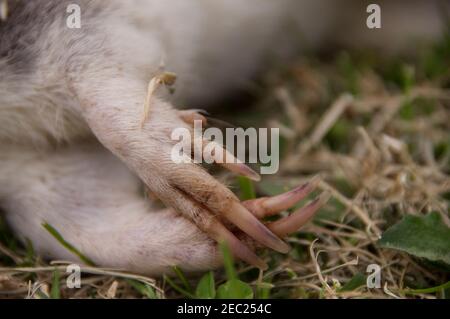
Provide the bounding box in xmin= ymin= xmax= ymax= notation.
xmin=71 ymin=69 xmax=292 ymax=268
xmin=0 ymin=142 xmax=327 ymax=275
xmin=0 ymin=143 xmax=221 ymax=275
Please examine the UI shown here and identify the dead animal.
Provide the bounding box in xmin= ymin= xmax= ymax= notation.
xmin=0 ymin=0 xmax=447 ymax=275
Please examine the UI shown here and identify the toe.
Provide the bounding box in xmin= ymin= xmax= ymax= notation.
xmin=169 ymin=187 xmax=268 ymax=269
xmin=168 ymin=164 xmax=289 ymax=253
xmin=243 ymin=175 xmax=321 ymax=218
xmin=267 ymin=191 xmax=331 ymax=238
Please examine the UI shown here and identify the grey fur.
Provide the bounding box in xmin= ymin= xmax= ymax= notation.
xmin=0 ymin=1 xmax=67 ymax=73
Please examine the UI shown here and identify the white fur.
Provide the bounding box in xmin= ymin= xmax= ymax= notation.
xmin=0 ymin=143 xmax=220 ymax=275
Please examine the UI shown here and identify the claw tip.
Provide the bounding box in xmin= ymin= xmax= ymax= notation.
xmin=278 ymin=241 xmax=291 ymax=254
xmin=242 ymin=166 xmax=261 ymax=182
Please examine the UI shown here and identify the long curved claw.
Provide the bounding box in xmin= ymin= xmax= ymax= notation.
xmin=244 ymin=175 xmax=321 ymax=218
xmin=203 ymin=139 xmax=261 ymax=181
xmin=261 ymin=175 xmax=321 ymax=212
xmin=208 ymin=219 xmax=268 ymax=270
xmin=224 ymin=201 xmax=290 ymax=253
xmin=173 ymin=163 xmax=288 ymax=254
xmin=268 ymin=191 xmax=331 ymax=238
xmin=167 ymin=187 xmax=268 ymax=269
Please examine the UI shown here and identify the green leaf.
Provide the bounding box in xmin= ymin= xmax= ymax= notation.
xmin=339 ymin=273 xmax=366 ymax=292
xmin=195 ymin=271 xmax=216 ymax=299
xmin=42 ymin=222 xmax=96 ymax=266
xmin=238 ymin=176 xmax=256 ymax=200
xmin=378 ymin=212 xmax=450 ymax=268
xmin=217 ymin=279 xmax=254 ymax=299
xmin=126 ymin=279 xmax=158 ymax=299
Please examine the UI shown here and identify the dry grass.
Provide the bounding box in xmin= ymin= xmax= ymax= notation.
xmin=1 ymin=41 xmax=449 ymax=299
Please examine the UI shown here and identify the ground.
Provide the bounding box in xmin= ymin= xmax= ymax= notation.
xmin=0 ymin=35 xmax=449 ymax=299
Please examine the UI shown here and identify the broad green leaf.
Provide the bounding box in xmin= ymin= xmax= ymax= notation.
xmin=217 ymin=279 xmax=254 ymax=299
xmin=378 ymin=212 xmax=450 ymax=268
xmin=339 ymin=273 xmax=366 ymax=292
xmin=195 ymin=271 xmax=216 ymax=299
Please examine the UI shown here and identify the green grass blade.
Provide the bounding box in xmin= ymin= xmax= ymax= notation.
xmin=173 ymin=265 xmax=193 ymax=293
xmin=220 ymin=241 xmax=237 ymax=281
xmin=164 ymin=275 xmax=195 ymax=299
xmin=50 ymin=268 xmax=61 ymax=299
xmin=404 ymin=281 xmax=450 ymax=295
xmin=42 ymin=222 xmax=95 ymax=266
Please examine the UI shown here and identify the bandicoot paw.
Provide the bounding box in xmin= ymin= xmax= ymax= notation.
xmin=77 ymin=74 xmax=329 ymax=270
xmin=151 ymin=174 xmax=329 ymax=269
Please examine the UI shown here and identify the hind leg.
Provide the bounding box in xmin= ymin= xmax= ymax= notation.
xmin=0 ymin=142 xmax=222 ymax=275
xmin=0 ymin=143 xmax=326 ymax=275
